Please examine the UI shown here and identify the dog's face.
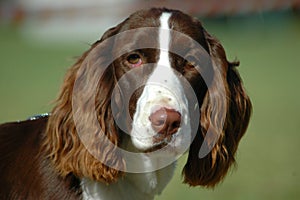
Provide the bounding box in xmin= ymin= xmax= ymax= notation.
xmin=46 ymin=8 xmax=251 ymax=187
xmin=110 ymin=11 xmax=211 ymax=154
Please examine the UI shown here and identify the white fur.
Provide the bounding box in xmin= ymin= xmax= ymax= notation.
xmin=81 ymin=161 xmax=175 ymax=200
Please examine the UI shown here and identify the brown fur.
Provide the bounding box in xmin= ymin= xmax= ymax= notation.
xmin=182 ymin=30 xmax=252 ymax=187
xmin=43 ymin=24 xmax=128 ymax=184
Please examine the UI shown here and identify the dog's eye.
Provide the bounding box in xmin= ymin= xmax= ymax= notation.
xmin=185 ymin=56 xmax=197 ymax=70
xmin=127 ymin=54 xmax=142 ymax=67
xmin=185 ymin=61 xmax=195 ymax=69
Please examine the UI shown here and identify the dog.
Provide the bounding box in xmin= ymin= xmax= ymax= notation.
xmin=0 ymin=8 xmax=251 ymax=200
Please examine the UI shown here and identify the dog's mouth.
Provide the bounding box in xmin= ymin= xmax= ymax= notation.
xmin=144 ymin=134 xmax=175 ymax=153
xmin=144 ymin=141 xmax=168 ymax=153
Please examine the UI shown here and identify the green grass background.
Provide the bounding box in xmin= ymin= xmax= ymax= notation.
xmin=1 ymin=11 xmax=299 ymax=200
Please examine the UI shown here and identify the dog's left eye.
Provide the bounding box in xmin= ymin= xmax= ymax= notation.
xmin=184 ymin=56 xmax=197 ymax=70
xmin=127 ymin=54 xmax=143 ymax=68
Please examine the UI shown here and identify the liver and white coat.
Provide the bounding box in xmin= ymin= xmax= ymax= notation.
xmin=0 ymin=8 xmax=251 ymax=200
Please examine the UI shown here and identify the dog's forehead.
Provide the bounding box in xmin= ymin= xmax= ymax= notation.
xmin=118 ymin=9 xmax=208 ymax=52
xmin=169 ymin=12 xmax=208 ymax=49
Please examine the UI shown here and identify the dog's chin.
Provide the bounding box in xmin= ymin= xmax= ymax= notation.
xmin=131 ymin=136 xmax=167 ymax=152
xmin=144 ymin=133 xmax=177 ymax=151
xmin=143 ymin=142 xmax=168 ymax=153
xmin=132 ymin=132 xmax=188 ymax=156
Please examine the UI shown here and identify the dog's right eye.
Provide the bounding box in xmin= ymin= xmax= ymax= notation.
xmin=127 ymin=54 xmax=142 ymax=68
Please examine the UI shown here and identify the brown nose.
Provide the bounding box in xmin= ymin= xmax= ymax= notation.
xmin=149 ymin=107 xmax=181 ymax=136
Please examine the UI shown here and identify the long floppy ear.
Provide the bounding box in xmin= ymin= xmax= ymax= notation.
xmin=44 ymin=23 xmax=126 ymax=183
xmin=183 ymin=29 xmax=252 ymax=187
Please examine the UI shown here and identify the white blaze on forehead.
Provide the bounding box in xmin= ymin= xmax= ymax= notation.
xmin=130 ymin=11 xmax=191 ymax=151
xmin=148 ymin=12 xmax=173 ymax=86
xmin=158 ymin=12 xmax=172 ymax=67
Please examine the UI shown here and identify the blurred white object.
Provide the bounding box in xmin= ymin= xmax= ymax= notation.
xmin=18 ymin=0 xmax=135 ymax=44
xmin=12 ymin=0 xmax=300 ymax=44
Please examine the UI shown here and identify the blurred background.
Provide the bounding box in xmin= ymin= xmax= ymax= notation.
xmin=1 ymin=0 xmax=300 ymax=199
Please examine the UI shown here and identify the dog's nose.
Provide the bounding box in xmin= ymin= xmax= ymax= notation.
xmin=149 ymin=107 xmax=181 ymax=136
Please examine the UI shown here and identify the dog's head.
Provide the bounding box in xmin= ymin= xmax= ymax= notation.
xmin=45 ymin=8 xmax=251 ymax=187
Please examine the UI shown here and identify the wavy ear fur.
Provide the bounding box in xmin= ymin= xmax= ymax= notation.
xmin=183 ymin=29 xmax=252 ymax=187
xmin=44 ymin=23 xmax=127 ymax=184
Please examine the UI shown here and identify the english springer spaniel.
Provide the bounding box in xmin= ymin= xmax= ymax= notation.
xmin=0 ymin=8 xmax=252 ymax=200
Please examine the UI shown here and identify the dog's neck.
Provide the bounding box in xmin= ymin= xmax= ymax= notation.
xmin=81 ymin=161 xmax=176 ymax=200
xmin=81 ymin=136 xmax=176 ymax=200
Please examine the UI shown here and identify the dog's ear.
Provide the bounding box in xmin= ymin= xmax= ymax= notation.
xmin=44 ymin=22 xmax=127 ymax=184
xmin=183 ymin=29 xmax=252 ymax=187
